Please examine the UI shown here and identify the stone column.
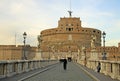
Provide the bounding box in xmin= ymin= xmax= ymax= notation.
xmin=92 ymin=61 xmax=96 ymax=70
xmin=111 ymin=63 xmax=118 ymax=79
xmin=15 ymin=62 xmax=19 ymax=74
xmin=25 ymin=61 xmax=29 ymax=72
xmin=0 ymin=64 xmax=4 ymax=75
xmin=105 ymin=62 xmax=111 ymax=75
xmin=30 ymin=61 xmax=34 ymax=70
xmin=38 ymin=60 xmax=41 ymax=68
xmin=6 ymin=62 xmax=11 ymax=77
xmin=80 ymin=47 xmax=85 ymax=65
xmin=86 ymin=60 xmax=90 ymax=68
xmin=0 ymin=62 xmax=7 ymax=78
xmin=100 ymin=61 xmax=106 ymax=74
xmin=34 ymin=61 xmax=37 ymax=69
xmin=18 ymin=62 xmax=23 ymax=73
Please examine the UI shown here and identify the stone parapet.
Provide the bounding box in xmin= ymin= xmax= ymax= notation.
xmin=85 ymin=60 xmax=120 ymax=80
xmin=0 ymin=60 xmax=58 ymax=79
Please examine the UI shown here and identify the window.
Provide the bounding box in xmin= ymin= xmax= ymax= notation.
xmin=66 ymin=28 xmax=73 ymax=31
xmin=93 ymin=30 xmax=96 ymax=33
xmin=61 ymin=24 xmax=63 ymax=26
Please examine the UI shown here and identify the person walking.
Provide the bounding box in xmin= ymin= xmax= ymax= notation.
xmin=97 ymin=62 xmax=101 ymax=73
xmin=63 ymin=59 xmax=67 ymax=70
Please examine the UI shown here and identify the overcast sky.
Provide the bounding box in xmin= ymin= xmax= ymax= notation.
xmin=0 ymin=0 xmax=120 ymax=46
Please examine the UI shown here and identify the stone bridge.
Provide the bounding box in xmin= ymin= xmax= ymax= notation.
xmin=0 ymin=60 xmax=119 ymax=81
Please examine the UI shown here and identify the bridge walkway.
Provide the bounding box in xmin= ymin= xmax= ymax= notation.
xmin=0 ymin=62 xmax=119 ymax=81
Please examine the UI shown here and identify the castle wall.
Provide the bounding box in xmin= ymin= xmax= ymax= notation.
xmin=0 ymin=45 xmax=37 ymax=60
xmin=39 ymin=17 xmax=101 ymax=60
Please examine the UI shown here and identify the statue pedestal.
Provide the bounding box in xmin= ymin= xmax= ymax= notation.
xmin=51 ymin=54 xmax=56 ymax=60
xmin=89 ymin=49 xmax=99 ymax=60
xmin=33 ymin=49 xmax=42 ymax=60
xmin=79 ymin=51 xmax=86 ymax=66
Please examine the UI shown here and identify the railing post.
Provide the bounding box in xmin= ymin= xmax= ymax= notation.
xmin=18 ymin=61 xmax=22 ymax=73
xmin=0 ymin=63 xmax=4 ymax=78
xmin=118 ymin=64 xmax=120 ymax=80
xmin=105 ymin=62 xmax=111 ymax=75
xmin=100 ymin=61 xmax=105 ymax=73
xmin=111 ymin=63 xmax=118 ymax=79
xmin=0 ymin=60 xmax=58 ymax=79
xmin=3 ymin=63 xmax=7 ymax=77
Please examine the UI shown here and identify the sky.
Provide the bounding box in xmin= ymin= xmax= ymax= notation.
xmin=0 ymin=0 xmax=120 ymax=47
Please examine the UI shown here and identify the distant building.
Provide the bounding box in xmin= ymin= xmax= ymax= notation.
xmin=97 ymin=43 xmax=120 ymax=61
xmin=0 ymin=45 xmax=37 ymax=60
xmin=85 ymin=43 xmax=120 ymax=61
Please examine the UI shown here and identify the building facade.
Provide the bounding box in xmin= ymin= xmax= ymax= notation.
xmin=0 ymin=45 xmax=37 ymax=60
xmin=38 ymin=16 xmax=101 ymax=60
xmin=96 ymin=43 xmax=120 ymax=61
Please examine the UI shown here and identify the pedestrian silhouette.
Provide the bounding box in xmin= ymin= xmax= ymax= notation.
xmin=63 ymin=59 xmax=67 ymax=70
xmin=97 ymin=62 xmax=101 ymax=73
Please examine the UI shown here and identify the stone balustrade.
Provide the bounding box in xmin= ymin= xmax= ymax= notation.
xmin=86 ymin=60 xmax=120 ymax=80
xmin=0 ymin=60 xmax=58 ymax=79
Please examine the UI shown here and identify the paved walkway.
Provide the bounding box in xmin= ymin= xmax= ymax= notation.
xmin=21 ymin=62 xmax=95 ymax=81
xmin=0 ymin=64 xmax=56 ymax=81
xmin=0 ymin=62 xmax=119 ymax=81
xmin=77 ymin=63 xmax=119 ymax=81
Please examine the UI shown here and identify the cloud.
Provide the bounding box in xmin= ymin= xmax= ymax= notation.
xmin=0 ymin=0 xmax=61 ymax=46
xmin=0 ymin=0 xmax=119 ymax=47
xmin=106 ymin=39 xmax=120 ymax=46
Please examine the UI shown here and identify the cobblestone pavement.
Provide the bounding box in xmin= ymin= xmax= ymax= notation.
xmin=22 ymin=62 xmax=95 ymax=81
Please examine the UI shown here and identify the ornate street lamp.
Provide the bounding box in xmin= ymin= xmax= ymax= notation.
xmin=23 ymin=32 xmax=27 ymax=60
xmin=102 ymin=31 xmax=107 ymax=60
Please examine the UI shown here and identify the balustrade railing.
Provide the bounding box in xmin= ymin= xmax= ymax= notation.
xmin=86 ymin=60 xmax=120 ymax=80
xmin=0 ymin=60 xmax=58 ymax=79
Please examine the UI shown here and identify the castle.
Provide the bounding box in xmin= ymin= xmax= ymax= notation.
xmin=38 ymin=12 xmax=102 ymax=60
xmin=0 ymin=13 xmax=119 ymax=61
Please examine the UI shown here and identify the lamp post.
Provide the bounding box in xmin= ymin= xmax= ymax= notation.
xmin=102 ymin=31 xmax=106 ymax=60
xmin=23 ymin=32 xmax=27 ymax=60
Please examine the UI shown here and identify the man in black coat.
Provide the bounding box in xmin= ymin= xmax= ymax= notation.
xmin=97 ymin=62 xmax=101 ymax=73
xmin=63 ymin=59 xmax=67 ymax=70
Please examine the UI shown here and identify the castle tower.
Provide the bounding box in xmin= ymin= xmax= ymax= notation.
xmin=38 ymin=12 xmax=101 ymax=60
